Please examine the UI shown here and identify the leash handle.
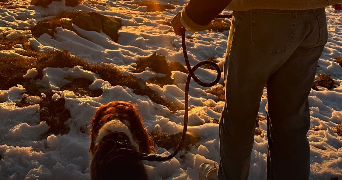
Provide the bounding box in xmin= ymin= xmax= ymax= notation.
xmin=141 ymin=27 xmax=221 ymax=161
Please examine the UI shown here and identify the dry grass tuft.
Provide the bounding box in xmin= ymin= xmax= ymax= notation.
xmin=210 ymin=118 xmax=219 ymax=124
xmin=135 ymin=53 xmax=171 ymax=75
xmin=256 ymin=115 xmax=266 ymax=128
xmin=31 ymin=0 xmax=82 ymax=8
xmin=254 ymin=128 xmax=264 ymax=137
xmin=0 ymin=56 xmax=38 ymax=90
xmin=16 ymin=96 xmax=33 ymax=108
xmin=86 ymin=0 xmax=106 ymax=6
xmin=312 ymin=73 xmax=335 ymax=90
xmin=24 ymin=80 xmax=46 ymax=96
xmin=151 ymin=130 xmax=200 ymax=151
xmin=254 ymin=115 xmax=266 ymax=137
xmin=17 ymin=90 xmax=72 ymax=136
xmin=202 ymin=56 xmax=221 ymax=70
xmin=254 ymin=115 xmax=267 ymax=137
xmin=158 ymin=20 xmax=172 ymax=26
xmin=335 ymin=124 xmax=342 ymax=136
xmin=135 ymin=53 xmax=187 ymax=87
xmin=30 ymin=0 xmax=53 ymax=8
xmin=0 ymin=35 xmax=32 ymax=51
xmin=40 ymin=92 xmax=71 ymax=136
xmin=134 ymin=87 xmax=183 ymax=112
xmin=208 ymin=19 xmax=231 ymax=32
xmin=31 ymin=11 xmax=121 ymax=42
xmin=65 ymin=0 xmax=83 ymax=7
xmin=147 ymin=77 xmax=174 ymax=87
xmin=30 ymin=15 xmax=67 ymax=38
xmin=61 ymin=78 xmax=102 ymax=97
xmin=0 ymin=49 xmax=182 ymax=112
xmin=135 ymin=1 xmax=175 ymax=12
xmin=206 ymin=84 xmax=225 ymax=102
xmin=335 ymin=56 xmax=342 ymax=67
xmin=168 ymin=61 xmax=188 ymax=73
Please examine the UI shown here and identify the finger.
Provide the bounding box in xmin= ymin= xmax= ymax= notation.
xmin=172 ymin=22 xmax=181 ymax=35
xmin=171 ymin=12 xmax=181 ymax=26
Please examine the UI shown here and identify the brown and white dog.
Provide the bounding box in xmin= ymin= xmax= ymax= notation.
xmin=89 ymin=101 xmax=156 ymax=180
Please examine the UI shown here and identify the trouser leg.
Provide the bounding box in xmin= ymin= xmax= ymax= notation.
xmin=267 ymin=8 xmax=327 ymax=180
xmin=218 ymin=10 xmax=271 ymax=180
xmin=218 ymin=8 xmax=327 ymax=180
xmin=266 ymin=46 xmax=323 ymax=180
xmin=218 ymin=9 xmax=300 ymax=180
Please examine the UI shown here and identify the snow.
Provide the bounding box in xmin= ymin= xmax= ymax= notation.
xmin=23 ymin=68 xmax=38 ymax=79
xmin=0 ymin=0 xmax=342 ymax=179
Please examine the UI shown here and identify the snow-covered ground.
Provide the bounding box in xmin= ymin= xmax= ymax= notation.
xmin=0 ymin=0 xmax=342 ymax=179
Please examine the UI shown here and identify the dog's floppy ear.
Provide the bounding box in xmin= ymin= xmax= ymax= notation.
xmin=125 ymin=103 xmax=156 ymax=154
xmin=89 ymin=104 xmax=110 ymax=155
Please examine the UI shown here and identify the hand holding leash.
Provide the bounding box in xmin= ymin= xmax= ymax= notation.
xmin=171 ymin=12 xmax=184 ymax=36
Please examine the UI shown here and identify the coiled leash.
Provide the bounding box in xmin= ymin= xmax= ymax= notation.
xmin=140 ymin=27 xmax=221 ymax=161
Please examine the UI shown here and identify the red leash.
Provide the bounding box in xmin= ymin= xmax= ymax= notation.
xmin=140 ymin=27 xmax=221 ymax=161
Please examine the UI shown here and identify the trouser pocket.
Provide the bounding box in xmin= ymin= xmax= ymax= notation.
xmin=251 ymin=9 xmax=298 ymax=55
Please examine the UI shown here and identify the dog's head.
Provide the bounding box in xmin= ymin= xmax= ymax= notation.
xmin=90 ymin=120 xmax=148 ymax=180
xmin=89 ymin=101 xmax=155 ymax=156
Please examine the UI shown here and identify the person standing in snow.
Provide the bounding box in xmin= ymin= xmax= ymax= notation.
xmin=172 ymin=0 xmax=342 ymax=180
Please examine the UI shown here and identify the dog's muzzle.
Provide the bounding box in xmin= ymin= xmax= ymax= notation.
xmin=94 ymin=131 xmax=140 ymax=166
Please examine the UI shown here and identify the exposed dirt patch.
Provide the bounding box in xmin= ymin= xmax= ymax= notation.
xmin=151 ymin=130 xmax=200 ymax=151
xmin=135 ymin=1 xmax=175 ymax=12
xmin=312 ymin=73 xmax=335 ymax=90
xmin=31 ymin=11 xmax=121 ymax=42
